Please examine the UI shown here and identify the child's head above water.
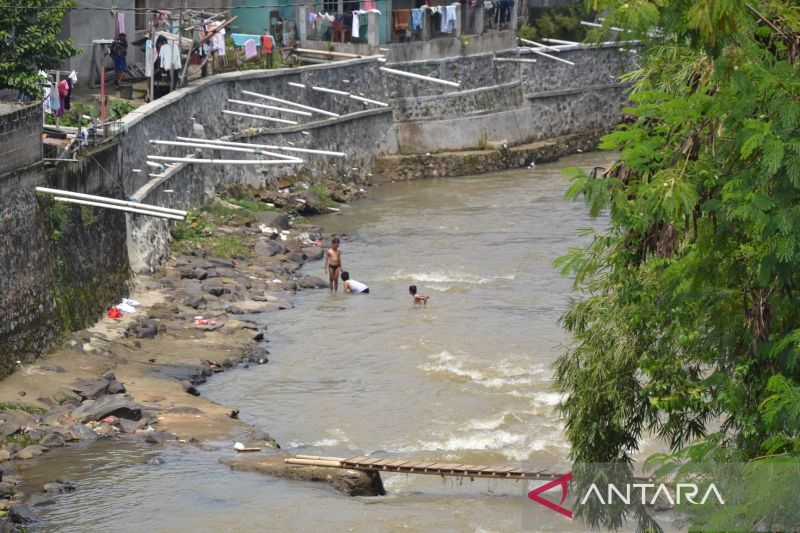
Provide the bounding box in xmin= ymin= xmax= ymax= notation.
xmin=331 ymin=237 xmax=340 ymax=248
xmin=341 ymin=271 xmax=350 ymax=281
xmin=409 ymin=285 xmax=417 ymax=295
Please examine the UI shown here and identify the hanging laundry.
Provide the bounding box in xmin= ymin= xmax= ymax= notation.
xmin=442 ymin=4 xmax=457 ymax=32
xmin=49 ymin=83 xmax=62 ymax=116
xmin=230 ymin=33 xmax=262 ymax=47
xmin=352 ymin=12 xmax=360 ymax=39
xmin=43 ymin=86 xmax=52 ymax=114
xmin=116 ymin=12 xmax=125 ymax=37
xmin=244 ymin=38 xmax=257 ymax=59
xmin=159 ymin=42 xmax=181 ymax=70
xmin=411 ymin=8 xmax=424 ymax=30
xmin=260 ymin=34 xmax=274 ymax=55
xmin=58 ymin=79 xmax=70 ymax=111
xmin=145 ymin=39 xmax=153 ymax=77
xmin=361 ymin=0 xmax=376 ymax=9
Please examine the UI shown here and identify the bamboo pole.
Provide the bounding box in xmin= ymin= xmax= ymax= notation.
xmin=541 ymin=37 xmax=580 ymax=45
xmin=284 ymin=458 xmax=344 ymax=467
xmin=240 ymin=90 xmax=339 ymax=118
xmin=288 ymin=82 xmax=306 ymax=88
xmin=36 ymin=186 xmax=187 ymax=216
xmin=379 ymin=66 xmax=460 ymax=88
xmin=175 ymin=136 xmax=347 ymax=157
xmin=227 ymin=99 xmax=312 ymax=116
xmin=149 ymin=139 xmax=303 ymax=161
xmin=53 ymin=197 xmax=184 ymax=220
xmin=222 ymin=110 xmax=298 ymax=125
xmin=147 ymin=155 xmax=303 ymax=165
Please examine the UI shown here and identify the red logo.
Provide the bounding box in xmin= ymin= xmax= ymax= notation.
xmin=527 ymin=472 xmax=573 ymax=519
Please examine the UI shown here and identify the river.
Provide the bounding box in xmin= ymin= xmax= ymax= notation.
xmin=30 ymin=152 xmax=674 ymax=532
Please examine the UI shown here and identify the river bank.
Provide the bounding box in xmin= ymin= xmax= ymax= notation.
xmin=0 ymin=182 xmax=386 ymax=529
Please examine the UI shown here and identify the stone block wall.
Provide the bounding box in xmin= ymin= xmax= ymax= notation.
xmin=391 ymin=81 xmax=523 ymax=122
xmin=0 ymin=143 xmax=130 ymax=377
xmin=0 ymin=102 xmax=42 ymax=177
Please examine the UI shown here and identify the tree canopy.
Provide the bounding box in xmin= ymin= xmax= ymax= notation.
xmin=0 ymin=0 xmax=80 ymax=98
xmin=557 ymin=0 xmax=800 ymax=529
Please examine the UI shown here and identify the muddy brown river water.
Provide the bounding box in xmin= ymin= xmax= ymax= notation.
xmin=28 ymin=152 xmax=677 ymax=532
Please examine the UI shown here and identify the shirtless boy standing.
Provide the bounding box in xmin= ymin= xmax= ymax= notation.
xmin=324 ymin=237 xmax=342 ymax=293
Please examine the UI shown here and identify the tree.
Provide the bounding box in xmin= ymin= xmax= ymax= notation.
xmin=0 ymin=0 xmax=81 ymax=99
xmin=556 ymin=0 xmax=800 ymax=529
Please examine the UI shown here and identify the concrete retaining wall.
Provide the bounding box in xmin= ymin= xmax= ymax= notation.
xmin=0 ymin=144 xmax=130 ymax=377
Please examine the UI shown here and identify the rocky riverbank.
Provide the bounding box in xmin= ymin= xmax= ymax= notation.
xmin=0 ymin=183 xmax=380 ymax=530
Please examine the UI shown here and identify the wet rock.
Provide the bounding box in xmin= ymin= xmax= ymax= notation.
xmin=117 ymin=418 xmax=146 ymax=433
xmin=28 ymin=494 xmax=55 ymax=506
xmin=9 ymin=503 xmax=37 ymax=523
xmin=67 ymin=424 xmax=98 ymax=441
xmin=303 ymin=246 xmax=324 ymax=261
xmin=144 ymin=431 xmax=176 ymax=445
xmin=42 ymin=483 xmax=64 ymax=495
xmin=193 ymin=268 xmax=209 ymax=280
xmin=180 ymin=380 xmax=200 ymax=396
xmin=72 ymin=378 xmax=109 ymax=400
xmin=223 ymin=456 xmax=384 ymax=496
xmin=179 ymin=267 xmax=196 ymax=279
xmin=146 ymin=456 xmax=165 ymax=466
xmin=39 ymin=434 xmax=65 ymax=448
xmin=103 ymin=372 xmax=117 ymax=382
xmin=298 ymin=276 xmax=328 ymax=289
xmin=0 ymin=483 xmax=14 ymax=498
xmin=107 ymin=380 xmax=126 ymax=394
xmin=71 ymin=397 xmax=143 ymax=423
xmin=254 ymin=239 xmax=285 ymax=257
xmin=206 ymin=268 xmax=220 ymax=278
xmin=39 ymin=365 xmax=66 ymax=373
xmin=225 ymin=305 xmax=245 ymax=315
xmin=283 ymin=280 xmax=298 ymax=291
xmin=55 ymin=477 xmax=76 ymax=491
xmin=15 ymin=446 xmax=46 ymax=460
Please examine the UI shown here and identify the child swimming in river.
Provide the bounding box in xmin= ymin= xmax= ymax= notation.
xmin=409 ymin=285 xmax=430 ymax=305
xmin=341 ymin=271 xmax=369 ymax=294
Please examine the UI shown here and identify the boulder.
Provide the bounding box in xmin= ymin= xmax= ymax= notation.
xmin=209 ymin=258 xmax=235 ymax=268
xmin=39 ymin=434 xmax=65 ymax=448
xmin=0 ymin=483 xmax=14 ymax=498
xmin=144 ymin=431 xmax=176 ymax=444
xmin=52 ymin=388 xmax=82 ymax=404
xmin=42 ymin=483 xmax=64 ymax=495
xmin=0 ymin=450 xmax=11 ymax=462
xmin=67 ymin=423 xmax=98 ymax=441
xmin=9 ymin=504 xmax=37 ymax=524
xmin=254 ymin=211 xmax=289 ymax=230
xmin=185 ymin=295 xmax=207 ymax=309
xmin=15 ymin=446 xmax=46 ymax=460
xmin=303 ymin=246 xmax=324 ymax=261
xmin=202 ymin=282 xmax=228 ymax=297
xmin=107 ymin=380 xmax=126 ymax=394
xmin=254 ymin=239 xmax=285 ymax=257
xmin=193 ymin=267 xmax=209 ymax=280
xmin=146 ymin=456 xmax=166 ymax=466
xmin=70 ymin=397 xmax=143 ymax=423
xmin=0 ymin=421 xmax=20 ymax=438
xmin=286 ymin=252 xmax=305 ymax=264
xmin=55 ymin=477 xmax=76 ymax=491
xmin=117 ymin=418 xmax=146 ymax=433
xmin=298 ymin=276 xmax=328 ymax=289
xmin=72 ymin=378 xmax=109 ymax=400
xmin=27 ymin=494 xmax=55 ymax=507
xmin=180 ymin=380 xmax=200 ymax=396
